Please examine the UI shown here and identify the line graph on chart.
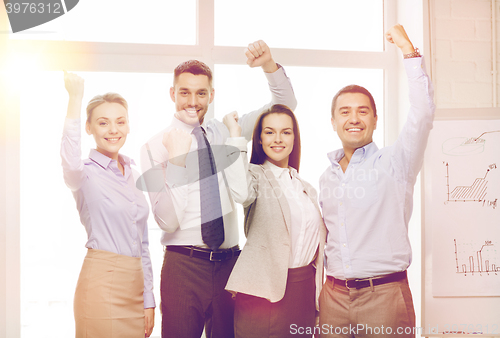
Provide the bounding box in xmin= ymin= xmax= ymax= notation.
xmin=444 ymin=162 xmax=498 ymax=208
xmin=454 ymin=239 xmax=499 ymax=276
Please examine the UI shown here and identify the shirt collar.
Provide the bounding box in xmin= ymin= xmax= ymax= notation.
xmin=264 ymin=160 xmax=294 ymax=179
xmin=170 ymin=115 xmax=207 ymax=134
xmin=327 ymin=141 xmax=379 ymax=167
xmin=89 ymin=149 xmax=133 ymax=169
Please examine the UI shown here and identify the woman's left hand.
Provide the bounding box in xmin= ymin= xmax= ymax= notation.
xmin=64 ymin=70 xmax=84 ymax=99
xmin=223 ymin=111 xmax=242 ymax=137
xmin=144 ymin=308 xmax=154 ymax=337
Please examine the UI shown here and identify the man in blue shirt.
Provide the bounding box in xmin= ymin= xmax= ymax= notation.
xmin=319 ymin=25 xmax=435 ymax=337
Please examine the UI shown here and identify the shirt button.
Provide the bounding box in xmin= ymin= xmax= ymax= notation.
xmin=132 ymin=201 xmax=135 ymax=204
xmin=345 ymin=265 xmax=349 ymax=269
xmin=339 ymin=202 xmax=343 ymax=206
xmin=133 ymin=221 xmax=136 ymax=224
xmin=341 ymin=223 xmax=344 ymax=227
xmin=342 ymin=183 xmax=345 ymax=187
xmin=343 ymin=243 xmax=346 ymax=247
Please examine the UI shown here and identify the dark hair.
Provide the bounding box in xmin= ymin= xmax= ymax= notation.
xmin=250 ymin=104 xmax=301 ymax=172
xmin=173 ymin=60 xmax=213 ymax=87
xmin=331 ymin=84 xmax=377 ymax=118
xmin=86 ymin=92 xmax=128 ymax=123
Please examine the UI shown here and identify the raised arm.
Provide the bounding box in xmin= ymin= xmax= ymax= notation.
xmin=61 ymin=71 xmax=86 ymax=191
xmin=222 ymin=112 xmax=251 ymax=204
xmin=238 ymin=40 xmax=297 ymax=140
xmin=140 ymin=128 xmax=193 ymax=233
xmin=386 ymin=24 xmax=435 ymax=184
xmin=222 ymin=112 xmax=261 ymax=210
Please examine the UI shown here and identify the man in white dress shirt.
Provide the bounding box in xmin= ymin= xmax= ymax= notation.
xmin=141 ymin=41 xmax=297 ymax=338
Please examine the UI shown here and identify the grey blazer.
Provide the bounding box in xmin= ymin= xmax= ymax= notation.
xmin=225 ymin=162 xmax=327 ymax=308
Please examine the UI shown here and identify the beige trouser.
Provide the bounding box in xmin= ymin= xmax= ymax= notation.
xmin=319 ymin=277 xmax=416 ymax=338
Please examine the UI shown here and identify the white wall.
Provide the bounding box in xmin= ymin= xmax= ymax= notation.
xmin=431 ymin=0 xmax=497 ymax=108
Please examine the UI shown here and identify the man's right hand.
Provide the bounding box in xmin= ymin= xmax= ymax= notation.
xmin=163 ymin=128 xmax=192 ymax=167
xmin=385 ymin=24 xmax=415 ymax=55
xmin=245 ymin=40 xmax=278 ymax=73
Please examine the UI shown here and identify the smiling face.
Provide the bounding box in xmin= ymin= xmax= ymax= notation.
xmin=170 ymin=72 xmax=215 ymax=126
xmin=260 ymin=113 xmax=295 ymax=168
xmin=332 ymin=92 xmax=377 ymax=154
xmin=85 ymin=102 xmax=129 ymax=160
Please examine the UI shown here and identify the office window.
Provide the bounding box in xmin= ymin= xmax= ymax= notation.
xmin=10 ymin=0 xmax=196 ymax=45
xmin=215 ymin=0 xmax=383 ymax=51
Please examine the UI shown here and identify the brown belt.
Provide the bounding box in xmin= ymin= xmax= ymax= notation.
xmin=166 ymin=245 xmax=240 ymax=262
xmin=327 ymin=270 xmax=407 ymax=290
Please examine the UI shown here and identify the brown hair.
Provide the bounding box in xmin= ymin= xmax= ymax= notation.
xmin=250 ymin=104 xmax=301 ymax=172
xmin=86 ymin=92 xmax=128 ymax=123
xmin=173 ymin=60 xmax=213 ymax=87
xmin=331 ymin=84 xmax=377 ymax=118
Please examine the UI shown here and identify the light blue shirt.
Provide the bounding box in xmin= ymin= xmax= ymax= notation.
xmin=319 ymin=57 xmax=435 ymax=279
xmin=61 ymin=118 xmax=155 ymax=308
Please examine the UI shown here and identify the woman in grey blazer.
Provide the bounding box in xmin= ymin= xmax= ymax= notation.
xmin=224 ymin=104 xmax=327 ymax=338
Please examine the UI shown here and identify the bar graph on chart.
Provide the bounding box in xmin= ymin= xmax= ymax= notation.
xmin=454 ymin=239 xmax=499 ymax=276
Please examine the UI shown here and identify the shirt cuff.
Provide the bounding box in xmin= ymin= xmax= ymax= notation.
xmin=264 ymin=65 xmax=288 ymax=87
xmin=143 ymin=291 xmax=156 ymax=309
xmin=165 ymin=161 xmax=188 ymax=188
xmin=403 ymin=56 xmax=426 ymax=78
xmin=225 ymin=137 xmax=247 ymax=152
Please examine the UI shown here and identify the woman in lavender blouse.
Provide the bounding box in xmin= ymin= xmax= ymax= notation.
xmin=61 ymin=72 xmax=155 ymax=338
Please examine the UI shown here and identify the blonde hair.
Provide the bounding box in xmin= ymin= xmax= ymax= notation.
xmin=86 ymin=92 xmax=128 ymax=123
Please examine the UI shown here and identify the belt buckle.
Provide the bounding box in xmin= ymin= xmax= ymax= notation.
xmin=345 ymin=279 xmax=354 ymax=290
xmin=209 ymin=251 xmax=223 ymax=262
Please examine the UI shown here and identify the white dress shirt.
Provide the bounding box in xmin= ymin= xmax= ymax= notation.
xmin=140 ymin=66 xmax=297 ymax=247
xmin=265 ymin=161 xmax=321 ymax=268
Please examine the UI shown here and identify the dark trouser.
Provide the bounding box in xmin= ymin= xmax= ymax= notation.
xmin=234 ymin=264 xmax=316 ymax=338
xmin=160 ymin=248 xmax=238 ymax=338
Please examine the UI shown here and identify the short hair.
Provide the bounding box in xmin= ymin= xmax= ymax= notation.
xmin=249 ymin=104 xmax=301 ymax=172
xmin=331 ymin=84 xmax=377 ymax=118
xmin=173 ymin=60 xmax=213 ymax=87
xmin=86 ymin=93 xmax=128 ymax=123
